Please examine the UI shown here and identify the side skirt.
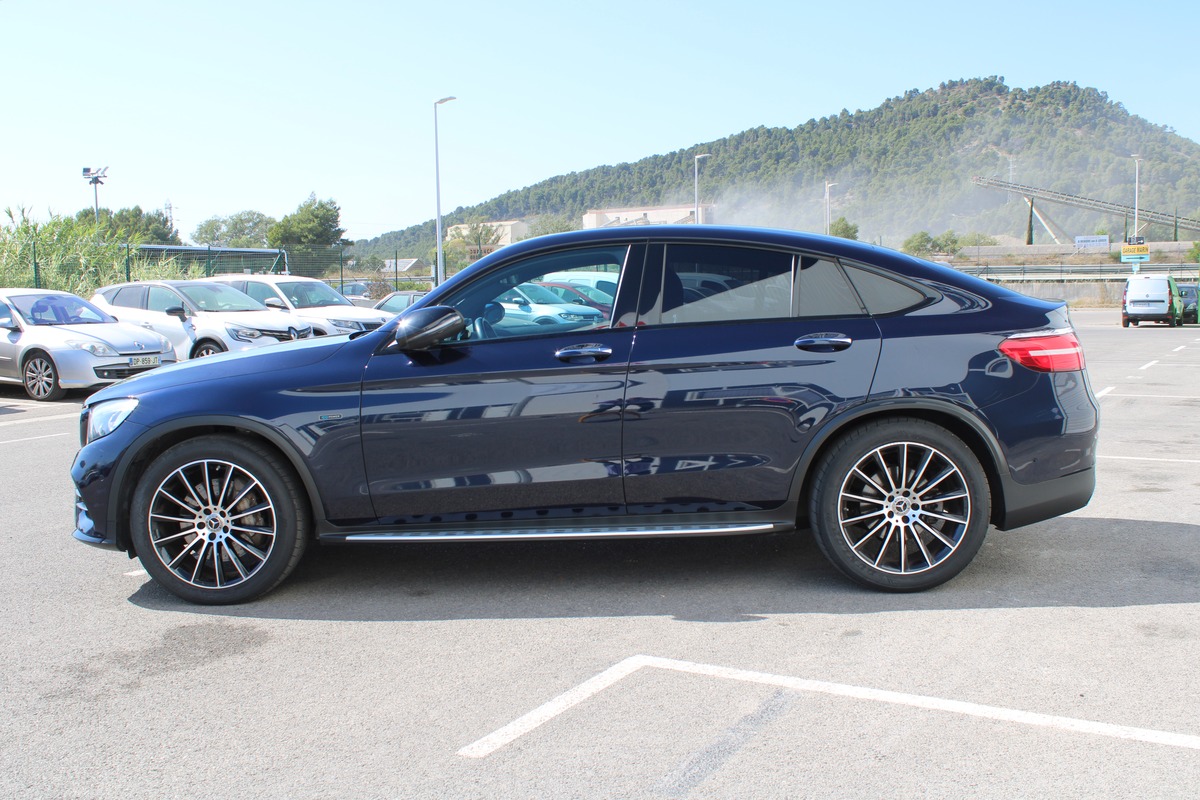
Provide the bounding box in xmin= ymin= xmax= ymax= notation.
xmin=319 ymin=521 xmax=787 ymax=544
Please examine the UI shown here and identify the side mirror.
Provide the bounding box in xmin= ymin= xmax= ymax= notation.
xmin=392 ymin=305 xmax=466 ymax=350
xmin=0 ymin=314 xmax=16 ymax=330
xmin=165 ymin=306 xmax=189 ymax=320
xmin=264 ymin=298 xmax=286 ymax=310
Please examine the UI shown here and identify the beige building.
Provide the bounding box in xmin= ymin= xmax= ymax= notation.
xmin=582 ymin=203 xmax=715 ymax=228
xmin=445 ymin=219 xmax=530 ymax=260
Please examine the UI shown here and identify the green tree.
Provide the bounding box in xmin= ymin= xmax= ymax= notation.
xmin=193 ymin=210 xmax=277 ymax=248
xmin=449 ymin=218 xmax=503 ymax=263
xmin=902 ymin=231 xmax=935 ymax=256
xmin=523 ymin=213 xmax=579 ymax=239
xmin=828 ymin=216 xmax=858 ymax=240
xmin=74 ymin=205 xmax=181 ymax=245
xmin=268 ymin=195 xmax=347 ymax=247
xmin=1188 ymin=241 xmax=1200 ymax=263
xmin=959 ymin=232 xmax=998 ymax=247
xmin=932 ymin=230 xmax=960 ymax=255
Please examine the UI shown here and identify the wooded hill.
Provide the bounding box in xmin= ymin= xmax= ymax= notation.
xmin=354 ymin=77 xmax=1200 ymax=258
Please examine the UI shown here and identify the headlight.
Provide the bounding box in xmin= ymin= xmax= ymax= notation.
xmin=156 ymin=334 xmax=173 ymax=353
xmin=559 ymin=312 xmax=590 ymax=322
xmin=67 ymin=340 xmax=119 ymax=357
xmin=86 ymin=397 xmax=138 ymax=443
xmin=329 ymin=318 xmax=366 ymax=332
xmin=226 ymin=324 xmax=263 ymax=342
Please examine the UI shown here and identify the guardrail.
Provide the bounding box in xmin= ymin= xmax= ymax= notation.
xmin=957 ymin=263 xmax=1200 ymax=282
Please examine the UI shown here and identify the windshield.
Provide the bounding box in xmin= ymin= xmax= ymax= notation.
xmin=279 ymin=281 xmax=352 ymax=308
xmin=11 ymin=293 xmax=115 ymax=325
xmin=518 ymin=282 xmax=568 ymax=305
xmin=571 ymin=284 xmax=613 ymax=303
xmin=178 ymin=283 xmax=266 ymax=312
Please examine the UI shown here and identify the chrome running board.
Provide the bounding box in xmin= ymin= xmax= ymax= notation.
xmin=323 ymin=521 xmax=781 ymax=544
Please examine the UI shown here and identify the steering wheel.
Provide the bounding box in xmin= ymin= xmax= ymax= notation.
xmin=471 ymin=316 xmax=496 ymax=340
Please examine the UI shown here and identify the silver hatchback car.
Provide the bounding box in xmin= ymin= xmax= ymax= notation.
xmin=0 ymin=288 xmax=176 ymax=400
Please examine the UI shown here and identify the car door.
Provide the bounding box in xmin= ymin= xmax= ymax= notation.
xmin=0 ymin=298 xmax=21 ymax=380
xmin=359 ymin=243 xmax=643 ymax=526
xmin=621 ymin=242 xmax=882 ymax=515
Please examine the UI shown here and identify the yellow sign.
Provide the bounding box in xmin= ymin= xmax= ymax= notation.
xmin=1122 ymin=244 xmax=1150 ymax=256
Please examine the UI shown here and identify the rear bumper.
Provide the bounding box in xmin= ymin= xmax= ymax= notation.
xmin=995 ymin=466 xmax=1095 ymax=530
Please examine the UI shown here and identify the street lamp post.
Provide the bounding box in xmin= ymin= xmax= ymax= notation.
xmin=1130 ymin=154 xmax=1142 ymax=244
xmin=434 ymin=96 xmax=456 ymax=286
xmin=693 ymin=153 xmax=711 ymax=224
xmin=823 ymin=180 xmax=838 ymax=236
xmin=82 ymin=167 xmax=108 ymax=224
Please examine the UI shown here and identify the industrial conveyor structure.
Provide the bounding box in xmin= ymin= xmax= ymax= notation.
xmin=970 ymin=175 xmax=1200 ymax=244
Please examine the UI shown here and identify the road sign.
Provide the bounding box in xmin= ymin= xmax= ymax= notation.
xmin=1121 ymin=253 xmax=1150 ymax=263
xmin=1122 ymin=244 xmax=1150 ymax=257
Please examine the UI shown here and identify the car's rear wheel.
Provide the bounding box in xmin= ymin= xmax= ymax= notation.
xmin=809 ymin=418 xmax=990 ymax=591
xmin=130 ymin=435 xmax=310 ymax=604
xmin=22 ymin=351 xmax=66 ymax=401
xmin=192 ymin=340 xmax=226 ymax=358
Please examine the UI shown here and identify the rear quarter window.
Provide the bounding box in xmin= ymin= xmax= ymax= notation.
xmin=842 ymin=263 xmax=932 ymax=315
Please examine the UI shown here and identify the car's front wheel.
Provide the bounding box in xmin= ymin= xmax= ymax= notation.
xmin=192 ymin=340 xmax=226 ymax=358
xmin=23 ymin=351 xmax=66 ymax=401
xmin=130 ymin=435 xmax=310 ymax=604
xmin=808 ymin=418 xmax=990 ymax=592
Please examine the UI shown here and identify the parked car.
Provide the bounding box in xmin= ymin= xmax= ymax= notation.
xmin=204 ymin=274 xmax=390 ymax=335
xmin=374 ymin=290 xmax=427 ymax=315
xmin=536 ymin=281 xmax=614 ymax=316
xmin=72 ymin=225 xmax=1098 ymax=604
xmin=0 ymin=289 xmax=175 ymax=401
xmin=328 ymin=280 xmax=374 ymax=306
xmin=92 ymin=280 xmax=313 ymax=360
xmin=1121 ymin=274 xmax=1183 ymax=327
xmin=493 ymin=282 xmax=604 ymax=329
xmin=1179 ymin=283 xmax=1197 ymax=324
xmin=541 ymin=269 xmax=620 ymax=298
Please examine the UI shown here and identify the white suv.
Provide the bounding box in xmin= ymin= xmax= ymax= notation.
xmin=204 ymin=274 xmax=391 ymax=335
xmin=93 ymin=280 xmax=313 ymax=360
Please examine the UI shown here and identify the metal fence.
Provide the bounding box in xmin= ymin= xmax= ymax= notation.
xmin=3 ymin=242 xmax=433 ymax=298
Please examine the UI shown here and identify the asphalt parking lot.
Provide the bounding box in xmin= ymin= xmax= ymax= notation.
xmin=2 ymin=306 xmax=1198 ymax=798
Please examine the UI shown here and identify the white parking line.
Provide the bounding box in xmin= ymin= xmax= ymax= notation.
xmin=1094 ymin=386 xmax=1114 ymax=398
xmin=1139 ymin=360 xmax=1159 ymax=370
xmin=457 ymin=654 xmax=1200 ymax=758
xmin=1173 ymin=346 xmax=1187 ymax=352
xmin=0 ymin=432 xmax=72 ymax=445
xmin=0 ymin=412 xmax=78 ymax=427
xmin=1099 ymin=455 xmax=1200 ymax=464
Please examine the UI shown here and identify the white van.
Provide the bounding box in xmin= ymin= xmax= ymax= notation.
xmin=1122 ymin=275 xmax=1183 ymax=327
xmin=540 ymin=270 xmax=620 ymax=298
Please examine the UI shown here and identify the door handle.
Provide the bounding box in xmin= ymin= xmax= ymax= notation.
xmin=555 ymin=343 xmax=613 ymax=362
xmin=794 ymin=334 xmax=852 ymax=352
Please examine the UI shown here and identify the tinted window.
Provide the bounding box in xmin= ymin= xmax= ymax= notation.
xmin=842 ymin=263 xmax=931 ymax=315
xmin=108 ymin=286 xmax=145 ymax=308
xmin=243 ymin=281 xmax=281 ymax=305
xmin=147 ymin=286 xmax=182 ymax=312
xmin=659 ymin=244 xmax=792 ymax=325
xmin=444 ymin=245 xmax=630 ymax=340
xmin=796 ymin=256 xmax=864 ymax=318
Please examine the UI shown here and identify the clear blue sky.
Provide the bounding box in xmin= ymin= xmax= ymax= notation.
xmin=2 ymin=0 xmax=1197 ymax=243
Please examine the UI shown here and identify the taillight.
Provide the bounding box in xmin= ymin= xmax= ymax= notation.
xmin=999 ymin=330 xmax=1086 ymax=372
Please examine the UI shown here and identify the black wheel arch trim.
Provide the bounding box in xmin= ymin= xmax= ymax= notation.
xmin=102 ymin=414 xmax=326 ymax=554
xmin=788 ymin=397 xmax=1009 ymax=525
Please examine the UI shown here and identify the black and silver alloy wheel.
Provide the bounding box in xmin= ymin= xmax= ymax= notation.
xmin=810 ymin=418 xmax=990 ymax=591
xmin=131 ymin=436 xmax=309 ymax=604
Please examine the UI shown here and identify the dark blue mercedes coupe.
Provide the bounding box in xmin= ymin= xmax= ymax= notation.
xmin=71 ymin=226 xmax=1098 ymax=604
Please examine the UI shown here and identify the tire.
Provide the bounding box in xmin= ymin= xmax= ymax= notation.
xmin=130 ymin=435 xmax=310 ymax=604
xmin=192 ymin=340 xmax=226 ymax=358
xmin=23 ymin=351 xmax=66 ymax=401
xmin=1121 ymin=317 xmax=1129 ymax=328
xmin=808 ymin=418 xmax=990 ymax=592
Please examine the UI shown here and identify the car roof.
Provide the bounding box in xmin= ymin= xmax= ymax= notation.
xmin=0 ymin=288 xmax=78 ymax=298
xmin=210 ymin=274 xmax=322 ymax=283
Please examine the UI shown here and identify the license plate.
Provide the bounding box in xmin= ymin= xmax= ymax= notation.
xmin=129 ymin=356 xmax=161 ymax=367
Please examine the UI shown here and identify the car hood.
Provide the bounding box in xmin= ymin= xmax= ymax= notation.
xmin=24 ymin=322 xmax=169 ymax=353
xmin=294 ymin=305 xmax=390 ymax=322
xmin=85 ymin=333 xmax=355 ymax=404
xmin=198 ymin=308 xmax=310 ymax=331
